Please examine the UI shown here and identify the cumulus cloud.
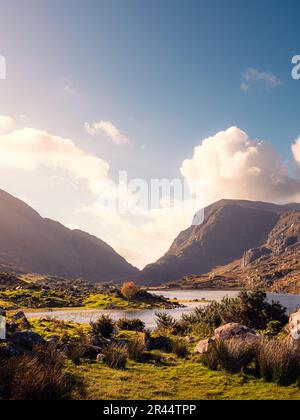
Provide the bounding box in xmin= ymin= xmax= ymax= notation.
xmin=0 ymin=115 xmax=16 ymax=133
xmin=84 ymin=120 xmax=130 ymax=145
xmin=241 ymin=68 xmax=282 ymax=91
xmin=291 ymin=135 xmax=300 ymax=167
xmin=181 ymin=127 xmax=300 ymax=205
xmin=0 ymin=116 xmax=109 ymax=194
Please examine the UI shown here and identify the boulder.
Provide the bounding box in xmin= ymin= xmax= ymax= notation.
xmin=288 ymin=310 xmax=300 ymax=340
xmin=194 ymin=339 xmax=211 ymax=354
xmin=96 ymin=353 xmax=104 ymax=362
xmin=214 ymin=323 xmax=260 ymax=342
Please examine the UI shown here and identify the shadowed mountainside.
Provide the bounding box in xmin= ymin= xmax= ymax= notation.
xmin=0 ymin=189 xmax=138 ymax=282
xmin=139 ymin=199 xmax=300 ymax=286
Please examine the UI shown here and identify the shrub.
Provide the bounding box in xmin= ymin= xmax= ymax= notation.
xmin=102 ymin=343 xmax=128 ymax=369
xmin=120 ymin=282 xmax=140 ymax=301
xmin=155 ymin=312 xmax=176 ymax=331
xmin=182 ymin=289 xmax=288 ymax=336
xmin=127 ymin=336 xmax=146 ymax=362
xmin=255 ymin=338 xmax=300 ymax=386
xmin=90 ymin=315 xmax=115 ymax=339
xmin=145 ymin=335 xmax=172 ymax=352
xmin=171 ymin=338 xmax=189 ymax=359
xmin=117 ymin=318 xmax=145 ymax=332
xmin=202 ymin=339 xmax=256 ymax=374
xmin=0 ymin=344 xmax=85 ymax=400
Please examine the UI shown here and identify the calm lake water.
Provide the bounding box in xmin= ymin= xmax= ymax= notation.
xmin=25 ymin=290 xmax=300 ymax=330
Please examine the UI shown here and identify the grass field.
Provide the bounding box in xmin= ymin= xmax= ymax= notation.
xmin=71 ymin=359 xmax=300 ymax=400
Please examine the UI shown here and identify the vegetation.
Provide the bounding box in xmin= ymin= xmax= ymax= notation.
xmin=121 ymin=282 xmax=140 ymax=300
xmin=256 ymin=339 xmax=300 ymax=386
xmin=71 ymin=360 xmax=300 ymax=400
xmin=116 ymin=317 xmax=145 ymax=332
xmin=90 ymin=315 xmax=115 ymax=339
xmin=127 ymin=335 xmax=146 ymax=362
xmin=102 ymin=343 xmax=128 ymax=370
xmin=2 ymin=284 xmax=300 ymax=400
xmin=0 ymin=344 xmax=84 ymax=400
xmin=181 ymin=290 xmax=288 ymax=337
xmin=201 ymin=339 xmax=256 ymax=374
xmin=0 ymin=275 xmax=176 ymax=311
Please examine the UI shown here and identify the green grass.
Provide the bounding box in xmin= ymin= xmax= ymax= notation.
xmin=83 ymin=293 xmax=172 ymax=310
xmin=29 ymin=318 xmax=90 ymax=340
xmin=71 ymin=359 xmax=300 ymax=400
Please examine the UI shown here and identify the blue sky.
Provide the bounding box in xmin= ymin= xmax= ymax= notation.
xmin=1 ymin=0 xmax=300 ymax=267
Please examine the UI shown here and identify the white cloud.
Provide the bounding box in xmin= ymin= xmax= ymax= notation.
xmin=291 ymin=135 xmax=300 ymax=167
xmin=181 ymin=126 xmax=300 ymax=205
xmin=84 ymin=120 xmax=130 ymax=145
xmin=0 ymin=115 xmax=16 ymax=133
xmin=0 ymin=116 xmax=109 ymax=195
xmin=79 ymin=200 xmax=194 ymax=269
xmin=241 ymin=68 xmax=282 ymax=91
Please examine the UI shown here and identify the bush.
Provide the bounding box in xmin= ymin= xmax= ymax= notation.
xmin=117 ymin=318 xmax=145 ymax=332
xmin=145 ymin=335 xmax=173 ymax=352
xmin=155 ymin=312 xmax=176 ymax=330
xmin=90 ymin=315 xmax=115 ymax=339
xmin=202 ymin=339 xmax=256 ymax=374
xmin=256 ymin=338 xmax=300 ymax=386
xmin=182 ymin=289 xmax=288 ymax=336
xmin=171 ymin=338 xmax=189 ymax=359
xmin=127 ymin=336 xmax=146 ymax=362
xmin=0 ymin=344 xmax=85 ymax=400
xmin=102 ymin=343 xmax=128 ymax=369
xmin=121 ymin=282 xmax=140 ymax=301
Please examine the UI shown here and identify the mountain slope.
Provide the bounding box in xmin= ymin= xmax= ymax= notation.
xmin=175 ymin=210 xmax=300 ymax=293
xmin=0 ymin=189 xmax=138 ymax=282
xmin=139 ymin=199 xmax=300 ymax=286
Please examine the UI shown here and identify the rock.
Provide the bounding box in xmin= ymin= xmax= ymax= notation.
xmin=214 ymin=323 xmax=260 ymax=342
xmin=242 ymin=247 xmax=272 ymax=267
xmin=9 ymin=330 xmax=44 ymax=350
xmin=194 ymin=339 xmax=211 ymax=354
xmin=288 ymin=309 xmax=300 ymax=340
xmin=96 ymin=353 xmax=104 ymax=362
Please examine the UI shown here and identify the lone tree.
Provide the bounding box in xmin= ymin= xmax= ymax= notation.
xmin=121 ymin=281 xmax=140 ymax=301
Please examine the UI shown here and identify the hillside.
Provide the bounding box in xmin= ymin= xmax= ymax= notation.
xmin=0 ymin=189 xmax=138 ymax=282
xmin=168 ymin=211 xmax=300 ymax=293
xmin=139 ymin=199 xmax=300 ymax=286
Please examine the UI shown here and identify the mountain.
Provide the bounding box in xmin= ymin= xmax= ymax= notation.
xmin=139 ymin=199 xmax=300 ymax=286
xmin=0 ymin=189 xmax=138 ymax=282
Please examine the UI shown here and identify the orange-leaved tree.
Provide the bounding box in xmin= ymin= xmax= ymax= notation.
xmin=121 ymin=281 xmax=140 ymax=301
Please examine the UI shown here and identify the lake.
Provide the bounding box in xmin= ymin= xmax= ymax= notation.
xmin=25 ymin=289 xmax=300 ymax=329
